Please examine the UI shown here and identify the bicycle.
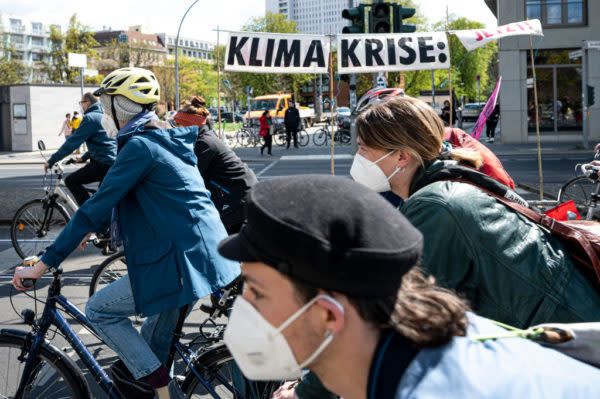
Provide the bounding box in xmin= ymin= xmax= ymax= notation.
xmin=10 ymin=141 xmax=111 ymax=259
xmin=273 ymin=124 xmax=309 ymax=147
xmin=558 ymin=162 xmax=600 ymax=220
xmin=0 ymin=268 xmax=280 ymax=398
xmin=312 ymin=127 xmax=351 ymax=146
xmin=236 ymin=126 xmax=261 ymax=148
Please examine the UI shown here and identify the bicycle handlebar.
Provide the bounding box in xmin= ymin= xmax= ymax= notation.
xmin=577 ymin=163 xmax=600 ymax=175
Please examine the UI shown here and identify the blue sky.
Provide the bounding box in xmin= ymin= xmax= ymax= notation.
xmin=0 ymin=0 xmax=496 ymax=43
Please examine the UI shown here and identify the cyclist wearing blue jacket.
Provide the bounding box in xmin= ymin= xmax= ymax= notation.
xmin=44 ymin=92 xmax=117 ymax=206
xmin=14 ymin=67 xmax=240 ymax=399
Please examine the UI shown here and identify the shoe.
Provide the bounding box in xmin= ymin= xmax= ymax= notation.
xmin=488 ymin=138 xmax=494 ymax=143
xmin=294 ymin=144 xmax=299 ymax=149
xmin=286 ymin=145 xmax=290 ymax=150
xmin=268 ymin=153 xmax=272 ymax=156
xmin=155 ymin=380 xmax=185 ymax=399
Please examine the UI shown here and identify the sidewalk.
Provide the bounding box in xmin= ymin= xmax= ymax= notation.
xmin=0 ymin=140 xmax=594 ymax=165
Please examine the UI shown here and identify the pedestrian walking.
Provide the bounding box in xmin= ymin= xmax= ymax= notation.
xmin=58 ymin=113 xmax=72 ymax=139
xmin=486 ymin=103 xmax=500 ymax=143
xmin=259 ymin=110 xmax=272 ymax=156
xmin=71 ymin=111 xmax=82 ymax=130
xmin=44 ymin=92 xmax=116 ymax=206
xmin=173 ymin=96 xmax=258 ymax=234
xmin=284 ymin=101 xmax=300 ymax=149
xmin=218 ymin=175 xmax=600 ymax=399
xmin=440 ymin=99 xmax=456 ymax=127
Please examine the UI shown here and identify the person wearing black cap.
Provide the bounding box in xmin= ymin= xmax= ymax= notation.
xmin=218 ymin=175 xmax=600 ymax=399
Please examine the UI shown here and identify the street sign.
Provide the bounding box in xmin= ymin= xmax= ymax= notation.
xmin=569 ymin=50 xmax=583 ymax=59
xmin=377 ymin=72 xmax=387 ymax=88
xmin=244 ymin=85 xmax=253 ymax=95
xmin=585 ymin=41 xmax=600 ymax=50
xmin=67 ymin=53 xmax=87 ymax=68
xmin=526 ymin=78 xmax=534 ymax=88
xmin=83 ymin=69 xmax=98 ymax=77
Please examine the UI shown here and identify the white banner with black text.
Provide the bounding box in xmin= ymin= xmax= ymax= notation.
xmin=453 ymin=19 xmax=543 ymax=51
xmin=337 ymin=32 xmax=450 ymax=74
xmin=224 ymin=32 xmax=330 ymax=74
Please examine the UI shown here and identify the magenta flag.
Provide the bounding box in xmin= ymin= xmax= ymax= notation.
xmin=472 ymin=77 xmax=502 ymax=140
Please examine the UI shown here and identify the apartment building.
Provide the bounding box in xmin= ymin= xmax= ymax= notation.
xmin=485 ymin=0 xmax=599 ymax=144
xmin=157 ymin=33 xmax=215 ymax=62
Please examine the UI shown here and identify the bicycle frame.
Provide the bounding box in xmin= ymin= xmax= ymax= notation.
xmin=14 ymin=272 xmax=253 ymax=399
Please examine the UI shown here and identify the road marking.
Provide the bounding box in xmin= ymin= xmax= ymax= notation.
xmin=0 ymin=274 xmax=93 ymax=280
xmin=280 ymin=154 xmax=353 ymax=161
xmin=256 ymin=160 xmax=278 ymax=177
xmin=0 ymin=239 xmax=54 ymax=243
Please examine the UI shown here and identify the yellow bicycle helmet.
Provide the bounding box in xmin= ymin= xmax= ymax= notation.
xmin=94 ymin=67 xmax=160 ymax=106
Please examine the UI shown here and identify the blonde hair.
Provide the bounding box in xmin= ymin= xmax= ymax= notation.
xmin=356 ymin=96 xmax=483 ymax=169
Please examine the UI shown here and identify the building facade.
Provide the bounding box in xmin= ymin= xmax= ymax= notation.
xmin=156 ymin=33 xmax=215 ymax=62
xmin=266 ymin=0 xmax=361 ymax=35
xmin=0 ymin=14 xmax=61 ymax=82
xmin=485 ymin=0 xmax=599 ymax=144
xmin=92 ymin=28 xmax=168 ymax=73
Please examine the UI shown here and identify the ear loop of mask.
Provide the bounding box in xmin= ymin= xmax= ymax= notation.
xmin=110 ymin=96 xmax=119 ymax=131
xmin=274 ymin=294 xmax=345 ymax=369
xmin=372 ymin=150 xmax=406 ymax=181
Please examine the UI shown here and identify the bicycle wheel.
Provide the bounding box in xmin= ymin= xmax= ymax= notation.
xmin=11 ymin=199 xmax=70 ymax=259
xmin=558 ymin=176 xmax=599 ymax=220
xmin=89 ymin=251 xmax=127 ymax=297
xmin=236 ymin=130 xmax=250 ymax=147
xmin=274 ymin=131 xmax=287 ymax=146
xmin=0 ymin=332 xmax=89 ymax=398
xmin=312 ymin=129 xmax=329 ymax=146
xmin=181 ymin=344 xmax=281 ymax=399
xmin=339 ymin=130 xmax=351 ymax=145
xmin=297 ymin=130 xmax=309 ymax=147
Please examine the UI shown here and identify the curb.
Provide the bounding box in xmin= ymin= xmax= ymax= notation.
xmin=516 ymin=182 xmax=558 ymax=201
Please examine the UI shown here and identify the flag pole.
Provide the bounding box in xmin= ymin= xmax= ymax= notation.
xmin=329 ymin=29 xmax=335 ymax=176
xmin=529 ymin=33 xmax=543 ymax=201
xmin=446 ymin=7 xmax=453 ymax=127
xmin=217 ymin=25 xmax=223 ymax=140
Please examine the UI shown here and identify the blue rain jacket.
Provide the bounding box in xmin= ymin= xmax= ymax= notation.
xmin=41 ymin=118 xmax=240 ymax=316
xmin=47 ymin=102 xmax=116 ymax=166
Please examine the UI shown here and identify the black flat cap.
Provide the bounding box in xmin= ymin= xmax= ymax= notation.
xmin=218 ymin=175 xmax=423 ymax=297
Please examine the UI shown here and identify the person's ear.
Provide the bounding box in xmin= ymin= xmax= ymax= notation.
xmin=394 ymin=149 xmax=413 ymax=169
xmin=316 ymin=296 xmax=345 ymax=336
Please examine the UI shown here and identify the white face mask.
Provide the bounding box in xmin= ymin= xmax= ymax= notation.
xmin=224 ymin=294 xmax=343 ymax=381
xmin=350 ymin=151 xmax=404 ymax=192
xmin=101 ymin=112 xmax=119 ymax=138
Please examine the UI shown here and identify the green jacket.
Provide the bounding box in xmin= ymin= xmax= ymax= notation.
xmin=402 ymin=160 xmax=600 ymax=328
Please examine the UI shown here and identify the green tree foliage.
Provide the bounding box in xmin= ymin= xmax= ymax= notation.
xmin=155 ymin=57 xmax=218 ymax=110
xmin=0 ymin=45 xmax=30 ymax=84
xmin=41 ymin=14 xmax=99 ymax=83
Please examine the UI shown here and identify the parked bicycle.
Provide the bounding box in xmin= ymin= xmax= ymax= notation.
xmin=236 ymin=125 xmax=261 ymax=148
xmin=558 ymin=162 xmax=600 ymax=220
xmin=312 ymin=125 xmax=351 ymax=146
xmin=272 ymin=123 xmax=309 ymax=147
xmin=0 ymin=267 xmax=280 ymax=398
xmin=10 ymin=141 xmax=111 ymax=259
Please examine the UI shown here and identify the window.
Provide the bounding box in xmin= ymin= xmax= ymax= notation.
xmin=32 ymin=53 xmax=41 ymax=61
xmin=32 ymin=37 xmax=43 ymax=47
xmin=31 ymin=22 xmax=43 ymax=34
xmin=526 ymin=0 xmax=586 ymax=26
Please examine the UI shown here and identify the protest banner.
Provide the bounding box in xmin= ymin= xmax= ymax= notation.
xmin=453 ymin=19 xmax=543 ymax=51
xmin=224 ymin=31 xmax=330 ymax=74
xmin=337 ymin=32 xmax=449 ymax=74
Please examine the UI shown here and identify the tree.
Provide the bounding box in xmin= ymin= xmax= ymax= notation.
xmin=97 ymin=38 xmax=163 ymax=70
xmin=0 ymin=45 xmax=30 ymax=84
xmin=41 ymin=14 xmax=99 ymax=83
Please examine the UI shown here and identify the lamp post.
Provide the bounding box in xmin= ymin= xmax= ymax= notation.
xmin=175 ymin=0 xmax=200 ymax=110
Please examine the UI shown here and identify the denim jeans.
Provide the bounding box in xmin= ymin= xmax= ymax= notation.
xmin=86 ymin=275 xmax=187 ymax=380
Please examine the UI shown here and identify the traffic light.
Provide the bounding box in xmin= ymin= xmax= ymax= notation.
xmin=393 ymin=4 xmax=416 ymax=33
xmin=370 ymin=2 xmax=392 ymax=33
xmin=588 ymin=85 xmax=596 ymax=106
xmin=342 ymin=5 xmax=366 ymax=34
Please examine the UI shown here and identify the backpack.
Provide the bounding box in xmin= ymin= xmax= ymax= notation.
xmin=444 ymin=128 xmax=515 ymax=190
xmin=413 ymin=164 xmax=600 ymax=292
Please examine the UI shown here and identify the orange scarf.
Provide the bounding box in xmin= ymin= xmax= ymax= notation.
xmin=174 ymin=112 xmax=207 ymax=127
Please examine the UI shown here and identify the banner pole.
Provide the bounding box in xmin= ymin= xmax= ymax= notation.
xmin=446 ymin=7 xmax=453 ymax=127
xmin=329 ymin=30 xmax=335 ymax=176
xmin=529 ymin=34 xmax=543 ymax=201
xmin=217 ymin=25 xmax=223 ymax=140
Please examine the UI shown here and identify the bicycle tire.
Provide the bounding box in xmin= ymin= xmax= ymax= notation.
xmin=89 ymin=251 xmax=127 ymax=297
xmin=236 ymin=130 xmax=250 ymax=147
xmin=181 ymin=344 xmax=281 ymax=399
xmin=0 ymin=331 xmax=90 ymax=398
xmin=11 ymin=199 xmax=71 ymax=259
xmin=297 ymin=130 xmax=309 ymax=147
xmin=312 ymin=129 xmax=328 ymax=146
xmin=274 ymin=131 xmax=287 ymax=147
xmin=339 ymin=130 xmax=351 ymax=145
xmin=558 ymin=176 xmax=599 ymax=220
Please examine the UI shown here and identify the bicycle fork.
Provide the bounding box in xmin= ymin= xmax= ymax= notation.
xmin=586 ymin=182 xmax=600 ymax=220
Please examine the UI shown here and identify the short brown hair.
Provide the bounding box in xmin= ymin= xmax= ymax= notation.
xmin=356 ymin=96 xmax=482 ymax=169
xmin=82 ymin=92 xmax=98 ymax=104
xmin=179 ymin=96 xmax=210 ymax=118
xmin=292 ymin=267 xmax=470 ymax=347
